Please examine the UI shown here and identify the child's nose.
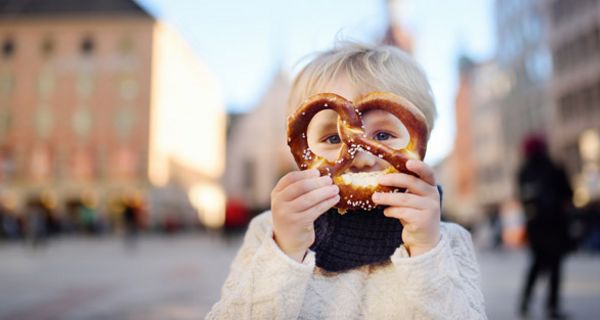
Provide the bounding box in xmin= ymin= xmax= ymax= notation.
xmin=349 ymin=150 xmax=377 ymax=172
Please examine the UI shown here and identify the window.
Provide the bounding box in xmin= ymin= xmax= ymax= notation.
xmin=0 ymin=146 xmax=15 ymax=180
xmin=41 ymin=37 xmax=54 ymax=57
xmin=526 ymin=13 xmax=541 ymax=42
xmin=559 ymin=93 xmax=571 ymax=122
xmin=592 ymin=26 xmax=600 ymax=54
xmin=118 ymin=36 xmax=134 ymax=55
xmin=525 ymin=47 xmax=551 ymax=83
xmin=2 ymin=38 xmax=14 ymax=59
xmin=80 ymin=36 xmax=95 ymax=55
xmin=563 ymin=142 xmax=581 ymax=175
xmin=596 ymin=78 xmax=600 ymax=110
xmin=553 ymin=0 xmax=599 ymax=26
xmin=0 ymin=72 xmax=14 ymax=96
xmin=583 ymin=87 xmax=593 ymax=108
xmin=553 ymin=25 xmax=600 ymax=75
xmin=0 ymin=109 xmax=11 ymax=136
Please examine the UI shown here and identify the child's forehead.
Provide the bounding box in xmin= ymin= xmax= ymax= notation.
xmin=317 ymin=78 xmax=361 ymax=100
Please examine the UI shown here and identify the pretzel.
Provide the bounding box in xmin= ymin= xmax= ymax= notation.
xmin=287 ymin=92 xmax=429 ymax=214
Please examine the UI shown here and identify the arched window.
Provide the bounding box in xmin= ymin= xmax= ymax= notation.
xmin=81 ymin=36 xmax=95 ymax=55
xmin=2 ymin=38 xmax=15 ymax=59
xmin=41 ymin=37 xmax=54 ymax=57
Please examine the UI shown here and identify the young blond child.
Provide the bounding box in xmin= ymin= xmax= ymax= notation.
xmin=207 ymin=42 xmax=486 ymax=319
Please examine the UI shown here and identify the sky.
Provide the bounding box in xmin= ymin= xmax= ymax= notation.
xmin=138 ymin=0 xmax=496 ymax=164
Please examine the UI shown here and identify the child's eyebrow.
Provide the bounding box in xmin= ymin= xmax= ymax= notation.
xmin=310 ymin=117 xmax=338 ymax=132
xmin=320 ymin=123 xmax=338 ymax=131
xmin=366 ymin=116 xmax=404 ymax=129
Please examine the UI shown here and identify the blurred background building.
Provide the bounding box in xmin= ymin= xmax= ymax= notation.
xmin=382 ymin=0 xmax=414 ymax=53
xmin=469 ymin=60 xmax=512 ymax=218
xmin=438 ymin=0 xmax=600 ymax=227
xmin=436 ymin=57 xmax=477 ymax=225
xmin=436 ymin=56 xmax=508 ymax=226
xmin=224 ymin=70 xmax=292 ymax=216
xmin=0 ymin=0 xmax=226 ymax=232
xmin=495 ymin=0 xmax=551 ymax=162
xmin=547 ymin=0 xmax=600 ymax=207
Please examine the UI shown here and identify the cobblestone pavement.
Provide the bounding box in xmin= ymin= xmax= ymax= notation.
xmin=0 ymin=234 xmax=598 ymax=319
xmin=479 ymin=248 xmax=600 ymax=319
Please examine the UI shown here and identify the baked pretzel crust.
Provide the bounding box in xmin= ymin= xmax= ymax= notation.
xmin=287 ymin=92 xmax=428 ymax=214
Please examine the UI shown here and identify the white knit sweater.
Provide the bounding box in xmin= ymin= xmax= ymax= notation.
xmin=207 ymin=211 xmax=487 ymax=319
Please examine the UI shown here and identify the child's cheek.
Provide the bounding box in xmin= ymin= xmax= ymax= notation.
xmin=381 ymin=137 xmax=408 ymax=150
xmin=312 ymin=144 xmax=341 ymax=163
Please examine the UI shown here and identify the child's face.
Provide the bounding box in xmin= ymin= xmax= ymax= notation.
xmin=305 ymin=77 xmax=410 ymax=173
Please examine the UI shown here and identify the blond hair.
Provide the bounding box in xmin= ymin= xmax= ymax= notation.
xmin=288 ymin=42 xmax=437 ymax=133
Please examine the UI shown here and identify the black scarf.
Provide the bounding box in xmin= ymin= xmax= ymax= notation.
xmin=310 ymin=186 xmax=443 ymax=272
xmin=309 ymin=207 xmax=403 ymax=272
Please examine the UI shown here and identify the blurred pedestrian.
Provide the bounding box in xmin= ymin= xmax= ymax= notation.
xmin=123 ymin=197 xmax=139 ymax=249
xmin=517 ymin=134 xmax=573 ymax=319
xmin=25 ymin=200 xmax=48 ymax=248
xmin=78 ymin=203 xmax=97 ymax=234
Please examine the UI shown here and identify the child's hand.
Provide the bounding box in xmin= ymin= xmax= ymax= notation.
xmin=271 ymin=169 xmax=340 ymax=262
xmin=371 ymin=160 xmax=441 ymax=257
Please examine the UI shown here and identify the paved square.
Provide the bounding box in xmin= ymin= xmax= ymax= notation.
xmin=0 ymin=234 xmax=598 ymax=319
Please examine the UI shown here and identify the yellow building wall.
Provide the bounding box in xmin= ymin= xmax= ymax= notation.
xmin=149 ymin=22 xmax=226 ymax=227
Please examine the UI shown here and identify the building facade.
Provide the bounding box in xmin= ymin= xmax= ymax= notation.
xmin=447 ymin=57 xmax=478 ymax=223
xmin=547 ymin=0 xmax=600 ymax=205
xmin=470 ymin=60 xmax=513 ymax=213
xmin=224 ymin=70 xmax=294 ymax=212
xmin=438 ymin=0 xmax=554 ymax=223
xmin=383 ymin=0 xmax=414 ymax=53
xmin=0 ymin=0 xmax=226 ymax=228
xmin=494 ymin=0 xmax=553 ymax=192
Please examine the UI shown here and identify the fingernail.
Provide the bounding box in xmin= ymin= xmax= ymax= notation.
xmin=321 ymin=175 xmax=333 ymax=183
xmin=330 ymin=185 xmax=339 ymax=193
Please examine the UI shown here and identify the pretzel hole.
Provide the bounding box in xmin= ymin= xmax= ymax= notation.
xmin=359 ymin=109 xmax=410 ymax=151
xmin=306 ymin=109 xmax=345 ymax=162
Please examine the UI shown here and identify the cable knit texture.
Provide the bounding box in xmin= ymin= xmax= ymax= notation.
xmin=206 ymin=211 xmax=487 ymax=320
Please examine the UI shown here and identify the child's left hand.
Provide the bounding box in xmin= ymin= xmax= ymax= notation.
xmin=372 ymin=159 xmax=441 ymax=257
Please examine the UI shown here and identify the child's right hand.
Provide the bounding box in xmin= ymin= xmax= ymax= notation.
xmin=271 ymin=169 xmax=340 ymax=262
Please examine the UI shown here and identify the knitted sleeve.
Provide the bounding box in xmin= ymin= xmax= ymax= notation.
xmin=205 ymin=211 xmax=315 ymax=320
xmin=389 ymin=222 xmax=487 ymax=319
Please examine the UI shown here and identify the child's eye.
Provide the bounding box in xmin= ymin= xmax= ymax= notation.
xmin=323 ymin=134 xmax=341 ymax=144
xmin=374 ymin=131 xmax=394 ymax=141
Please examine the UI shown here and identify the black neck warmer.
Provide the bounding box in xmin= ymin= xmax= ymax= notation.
xmin=309 ymin=207 xmax=403 ymax=272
